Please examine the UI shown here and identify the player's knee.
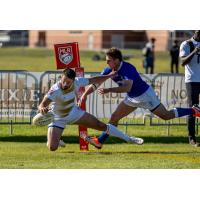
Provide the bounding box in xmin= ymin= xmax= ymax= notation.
xmin=49 ymin=146 xmax=58 ymax=151
xmin=108 ymin=121 xmax=118 ymax=127
xmin=110 ymin=113 xmax=119 ymax=124
xmin=159 ymin=114 xmax=171 ymax=120
xmin=98 ymin=121 xmax=107 ymax=131
xmin=48 ymin=143 xmax=58 ymax=151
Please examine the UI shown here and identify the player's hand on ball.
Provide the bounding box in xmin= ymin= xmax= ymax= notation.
xmin=38 ymin=106 xmax=49 ymax=114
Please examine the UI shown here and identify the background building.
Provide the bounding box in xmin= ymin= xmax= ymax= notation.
xmin=0 ymin=30 xmax=194 ymax=51
xmin=0 ymin=30 xmax=28 ymax=47
xmin=28 ymin=30 xmax=194 ymax=51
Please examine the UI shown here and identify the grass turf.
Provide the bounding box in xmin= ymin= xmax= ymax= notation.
xmin=0 ymin=124 xmax=200 ymax=169
xmin=0 ymin=47 xmax=185 ymax=74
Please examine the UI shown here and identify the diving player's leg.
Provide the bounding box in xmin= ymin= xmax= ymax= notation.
xmin=92 ymin=101 xmax=137 ymax=147
xmin=47 ymin=126 xmax=64 ymax=151
xmin=74 ymin=111 xmax=143 ymax=148
xmin=47 ymin=117 xmax=65 ymax=151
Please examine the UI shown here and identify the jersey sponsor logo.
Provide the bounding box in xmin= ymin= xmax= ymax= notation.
xmin=58 ymin=46 xmax=73 ymax=65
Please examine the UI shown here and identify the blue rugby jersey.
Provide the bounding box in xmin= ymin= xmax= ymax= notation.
xmin=101 ymin=61 xmax=149 ymax=97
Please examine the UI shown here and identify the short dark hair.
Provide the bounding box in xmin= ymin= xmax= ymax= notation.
xmin=106 ymin=47 xmax=123 ymax=61
xmin=62 ymin=68 xmax=76 ymax=80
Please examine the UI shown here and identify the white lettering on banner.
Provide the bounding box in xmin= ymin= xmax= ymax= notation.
xmin=8 ymin=89 xmax=19 ymax=101
xmin=0 ymin=89 xmax=39 ymax=102
xmin=171 ymin=89 xmax=187 ymax=101
xmin=0 ymin=89 xmax=5 ymax=101
xmin=0 ymin=109 xmax=37 ymax=117
xmin=29 ymin=90 xmax=40 ymax=101
xmin=102 ymin=93 xmax=124 ymax=104
xmin=22 ymin=89 xmax=28 ymax=101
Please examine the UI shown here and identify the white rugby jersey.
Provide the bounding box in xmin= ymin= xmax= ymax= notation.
xmin=179 ymin=38 xmax=200 ymax=83
xmin=46 ymin=77 xmax=89 ymax=117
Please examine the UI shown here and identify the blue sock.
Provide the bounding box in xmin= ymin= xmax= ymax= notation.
xmin=98 ymin=132 xmax=109 ymax=144
xmin=173 ymin=108 xmax=193 ymax=118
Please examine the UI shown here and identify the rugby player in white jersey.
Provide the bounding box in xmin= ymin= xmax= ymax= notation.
xmin=38 ymin=68 xmax=144 ymax=151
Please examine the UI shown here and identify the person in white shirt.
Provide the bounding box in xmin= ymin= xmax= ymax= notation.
xmin=179 ymin=30 xmax=200 ymax=147
xmin=38 ymin=68 xmax=144 ymax=151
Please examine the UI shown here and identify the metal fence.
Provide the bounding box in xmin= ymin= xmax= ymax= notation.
xmin=148 ymin=73 xmax=200 ymax=135
xmin=0 ymin=70 xmax=39 ymax=124
xmin=1 ymin=70 xmax=199 ymax=134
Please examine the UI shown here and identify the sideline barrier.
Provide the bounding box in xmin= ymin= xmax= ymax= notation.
xmin=0 ymin=71 xmax=39 ymax=123
xmin=149 ymin=73 xmax=200 ymax=135
xmin=0 ymin=70 xmax=39 ymax=133
xmin=1 ymin=70 xmax=199 ymax=134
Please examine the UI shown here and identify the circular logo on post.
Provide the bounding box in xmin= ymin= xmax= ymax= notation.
xmin=58 ymin=46 xmax=73 ymax=65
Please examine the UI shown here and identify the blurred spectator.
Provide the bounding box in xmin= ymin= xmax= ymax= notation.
xmin=142 ymin=37 xmax=156 ymax=74
xmin=170 ymin=40 xmax=180 ymax=73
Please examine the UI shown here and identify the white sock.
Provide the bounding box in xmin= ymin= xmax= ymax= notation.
xmin=106 ymin=124 xmax=130 ymax=142
xmin=173 ymin=108 xmax=179 ymax=118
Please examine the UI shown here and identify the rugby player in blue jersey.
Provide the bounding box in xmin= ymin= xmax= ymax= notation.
xmin=79 ymin=47 xmax=200 ymax=149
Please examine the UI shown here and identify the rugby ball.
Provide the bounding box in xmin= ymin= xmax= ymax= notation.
xmin=32 ymin=112 xmax=54 ymax=126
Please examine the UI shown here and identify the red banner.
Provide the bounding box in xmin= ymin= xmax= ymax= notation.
xmin=54 ymin=42 xmax=80 ymax=69
xmin=75 ymin=67 xmax=89 ymax=151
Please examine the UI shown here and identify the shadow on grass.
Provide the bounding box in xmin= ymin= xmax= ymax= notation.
xmin=0 ymin=135 xmax=190 ymax=144
xmin=60 ymin=150 xmax=196 ymax=155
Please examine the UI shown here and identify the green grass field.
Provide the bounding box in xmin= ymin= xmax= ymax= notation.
xmin=0 ymin=47 xmax=198 ymax=169
xmin=0 ymin=123 xmax=200 ymax=169
xmin=0 ymin=47 xmax=185 ymax=73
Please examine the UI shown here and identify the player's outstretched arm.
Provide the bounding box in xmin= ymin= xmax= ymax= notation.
xmin=77 ymin=84 xmax=95 ymax=107
xmin=77 ymin=72 xmax=116 ymax=106
xmin=98 ymin=80 xmax=133 ymax=94
xmin=88 ymin=71 xmax=116 ymax=85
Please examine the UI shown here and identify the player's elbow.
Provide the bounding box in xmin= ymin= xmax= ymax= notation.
xmin=125 ymin=85 xmax=132 ymax=93
xmin=124 ymin=81 xmax=133 ymax=92
xmin=180 ymin=57 xmax=187 ymax=66
xmin=181 ymin=60 xmax=186 ymax=66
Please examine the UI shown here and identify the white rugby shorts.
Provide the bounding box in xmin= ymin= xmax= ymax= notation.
xmin=124 ymin=86 xmax=161 ymax=111
xmin=48 ymin=105 xmax=85 ymax=129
